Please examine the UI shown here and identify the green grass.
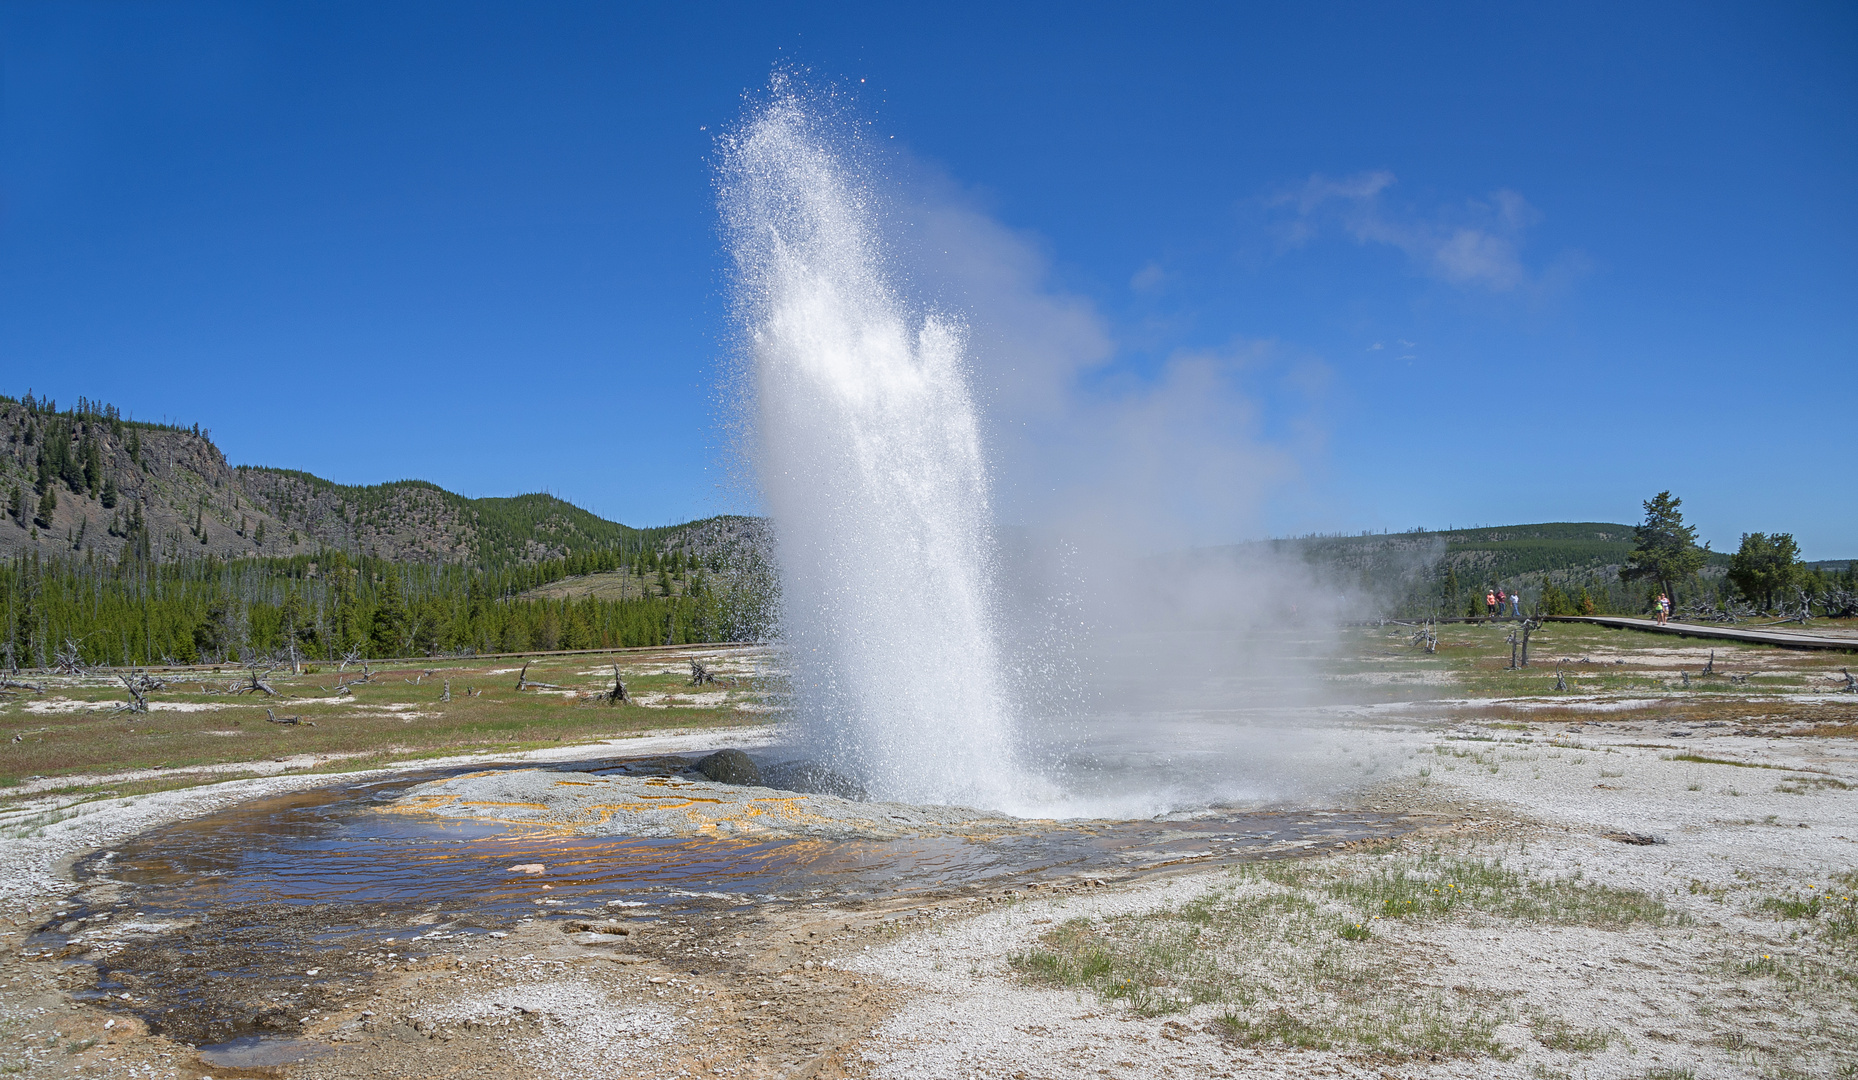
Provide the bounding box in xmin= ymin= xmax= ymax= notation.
xmin=1773 ymin=775 xmax=1854 ymax=793
xmin=1281 ymin=851 xmax=1671 ymax=928
xmin=1759 ymin=874 xmax=1858 ymax=944
xmin=1010 ymin=885 xmax=1512 ymax=1055
xmin=1530 ymin=1014 xmax=1612 ymax=1052
xmin=1008 ymin=845 xmax=1676 ymax=1058
xmin=1666 ymin=752 xmax=1800 ymax=771
xmin=1334 ymin=618 xmax=1858 ymax=716
xmin=0 ymin=650 xmax=776 ymax=796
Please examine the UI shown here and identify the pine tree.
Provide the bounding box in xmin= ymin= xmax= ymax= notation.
xmin=5 ymin=485 xmax=20 ymax=526
xmin=34 ymin=485 xmax=56 ymax=529
xmin=1727 ymin=532 xmax=1802 ymax=612
xmin=82 ymin=435 xmax=102 ymax=495
xmin=193 ymin=598 xmax=232 ymax=662
xmin=278 ymin=586 xmax=316 ymax=653
xmin=1621 ymin=491 xmax=1707 ymax=607
xmin=100 ymin=475 xmax=118 ymax=508
xmin=369 ymin=573 xmax=409 ymax=657
xmin=126 ymin=429 xmax=141 ymax=465
xmin=253 ymin=519 xmax=265 ymax=547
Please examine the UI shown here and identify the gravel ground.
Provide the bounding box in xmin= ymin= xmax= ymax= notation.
xmin=837 ymin=710 xmax=1858 ymax=1080
xmin=3 ymin=697 xmax=1856 ymax=1079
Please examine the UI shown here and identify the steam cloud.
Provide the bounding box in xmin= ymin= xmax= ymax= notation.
xmin=723 ymin=80 xmax=1360 ymax=818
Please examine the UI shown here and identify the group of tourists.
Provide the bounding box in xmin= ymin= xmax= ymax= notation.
xmin=1654 ymin=592 xmax=1671 ymax=625
xmin=1484 ymin=589 xmax=1522 ymax=619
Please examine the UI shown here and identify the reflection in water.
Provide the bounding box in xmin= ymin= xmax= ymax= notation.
xmin=86 ymin=765 xmax=1410 ymax=917
xmin=195 ymin=1034 xmax=333 ymax=1068
xmin=48 ymin=758 xmax=1420 ymax=1048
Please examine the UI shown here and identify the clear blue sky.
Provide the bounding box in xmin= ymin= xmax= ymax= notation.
xmin=4 ymin=2 xmax=1853 ymax=556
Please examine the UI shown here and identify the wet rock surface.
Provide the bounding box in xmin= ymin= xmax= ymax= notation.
xmin=385 ymin=767 xmax=1009 ymax=840
xmin=759 ymin=758 xmax=869 ymax=800
xmin=693 ymin=748 xmax=762 ymax=786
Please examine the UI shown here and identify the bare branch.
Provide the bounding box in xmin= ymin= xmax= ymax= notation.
xmin=233 ymin=658 xmax=281 ymax=697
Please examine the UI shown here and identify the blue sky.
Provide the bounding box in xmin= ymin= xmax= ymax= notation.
xmin=3 ymin=2 xmax=1853 ymax=556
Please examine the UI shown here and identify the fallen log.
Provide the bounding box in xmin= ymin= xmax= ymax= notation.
xmin=515 ymin=662 xmax=563 ymax=691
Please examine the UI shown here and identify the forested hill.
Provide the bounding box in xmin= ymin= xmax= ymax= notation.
xmin=0 ymin=392 xmax=677 ymax=568
xmin=0 ymin=392 xmax=776 ymax=667
xmin=1230 ymin=522 xmax=1738 ymax=617
xmin=1273 ymin=521 xmax=1730 ymax=583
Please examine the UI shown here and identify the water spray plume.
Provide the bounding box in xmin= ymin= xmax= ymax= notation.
xmin=719 ymin=84 xmax=1036 ymax=810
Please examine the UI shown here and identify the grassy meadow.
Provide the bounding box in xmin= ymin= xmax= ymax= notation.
xmin=0 ymin=646 xmax=775 ymax=803
xmin=1325 ymin=618 xmax=1858 ymax=726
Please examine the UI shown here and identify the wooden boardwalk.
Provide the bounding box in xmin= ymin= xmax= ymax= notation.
xmin=1539 ymin=615 xmax=1858 ymax=652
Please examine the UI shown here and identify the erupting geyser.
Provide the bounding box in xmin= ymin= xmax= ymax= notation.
xmin=719 ymin=86 xmax=1033 ymax=810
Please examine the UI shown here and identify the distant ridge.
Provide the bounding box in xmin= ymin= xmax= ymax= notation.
xmin=1258 ymin=521 xmax=1730 ymax=582
xmin=1200 ymin=522 xmax=1759 ymax=617
xmin=0 ymin=391 xmax=704 ymax=567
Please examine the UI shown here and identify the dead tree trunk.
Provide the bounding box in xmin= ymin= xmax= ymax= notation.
xmin=54 ymin=638 xmax=87 ymax=675
xmin=110 ymin=670 xmax=166 ymax=715
xmin=114 ymin=672 xmax=148 ymax=714
xmin=441 ymin=679 xmax=451 ymax=703
xmin=689 ymin=659 xmax=720 ymax=686
xmin=605 ymin=664 xmax=629 ymax=704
